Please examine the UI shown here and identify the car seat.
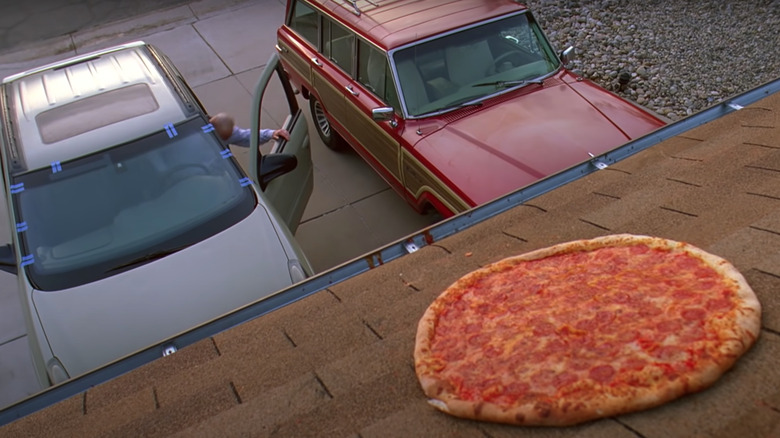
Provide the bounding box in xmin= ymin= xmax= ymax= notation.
xmin=445 ymin=39 xmax=496 ymax=86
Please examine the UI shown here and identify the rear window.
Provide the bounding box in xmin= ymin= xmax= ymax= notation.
xmin=35 ymin=83 xmax=159 ymax=144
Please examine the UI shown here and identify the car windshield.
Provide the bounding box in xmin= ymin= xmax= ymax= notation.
xmin=392 ymin=11 xmax=560 ymax=117
xmin=11 ymin=116 xmax=256 ymax=291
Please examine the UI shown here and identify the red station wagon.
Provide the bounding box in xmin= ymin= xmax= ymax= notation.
xmin=277 ymin=0 xmax=666 ymax=217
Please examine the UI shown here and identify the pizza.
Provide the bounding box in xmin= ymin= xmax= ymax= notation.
xmin=413 ymin=234 xmax=761 ymax=426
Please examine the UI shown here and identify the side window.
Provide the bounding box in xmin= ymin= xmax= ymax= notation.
xmin=289 ymin=0 xmax=319 ymax=47
xmin=357 ymin=40 xmax=400 ymax=110
xmin=322 ymin=18 xmax=354 ymax=74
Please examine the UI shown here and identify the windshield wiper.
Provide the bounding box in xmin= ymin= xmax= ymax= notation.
xmin=472 ymin=79 xmax=544 ymax=88
xmin=107 ymin=244 xmax=192 ymax=272
xmin=414 ymin=100 xmax=484 ymax=118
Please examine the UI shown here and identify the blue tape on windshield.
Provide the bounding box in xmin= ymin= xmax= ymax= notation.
xmin=51 ymin=161 xmax=62 ymax=173
xmin=15 ymin=222 xmax=27 ymax=233
xmin=220 ymin=149 xmax=232 ymax=159
xmin=9 ymin=183 xmax=24 ymax=194
xmin=201 ymin=123 xmax=215 ymax=134
xmin=20 ymin=254 xmax=34 ymax=267
xmin=238 ymin=177 xmax=252 ymax=187
xmin=164 ymin=123 xmax=178 ymax=138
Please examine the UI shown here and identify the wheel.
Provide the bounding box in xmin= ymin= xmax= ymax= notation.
xmin=309 ymin=96 xmax=346 ymax=151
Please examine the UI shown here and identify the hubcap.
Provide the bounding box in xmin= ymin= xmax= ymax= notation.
xmin=313 ymin=102 xmax=331 ymax=137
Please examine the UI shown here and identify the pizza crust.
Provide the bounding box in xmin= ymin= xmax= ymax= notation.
xmin=414 ymin=234 xmax=761 ymax=426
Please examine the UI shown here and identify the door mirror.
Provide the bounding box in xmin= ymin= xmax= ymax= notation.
xmin=259 ymin=153 xmax=298 ymax=191
xmin=372 ymin=107 xmax=395 ymax=122
xmin=0 ymin=243 xmax=17 ymax=275
xmin=560 ymin=46 xmax=575 ymax=65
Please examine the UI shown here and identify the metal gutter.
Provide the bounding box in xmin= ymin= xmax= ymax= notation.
xmin=1 ymin=76 xmax=778 ymax=427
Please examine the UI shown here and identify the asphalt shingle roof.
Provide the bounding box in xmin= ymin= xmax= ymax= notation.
xmin=1 ymin=88 xmax=780 ymax=437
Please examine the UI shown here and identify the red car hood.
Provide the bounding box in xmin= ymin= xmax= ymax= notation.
xmin=413 ymin=80 xmax=664 ymax=206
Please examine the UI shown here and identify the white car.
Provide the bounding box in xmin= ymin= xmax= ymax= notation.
xmin=0 ymin=42 xmax=313 ymax=386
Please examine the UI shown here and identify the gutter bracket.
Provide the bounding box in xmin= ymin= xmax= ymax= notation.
xmin=588 ymin=152 xmax=609 ymax=170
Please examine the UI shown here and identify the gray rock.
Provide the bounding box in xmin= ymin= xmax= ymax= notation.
xmin=526 ymin=0 xmax=780 ymax=119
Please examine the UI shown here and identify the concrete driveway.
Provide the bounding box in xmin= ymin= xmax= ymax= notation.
xmin=0 ymin=0 xmax=440 ymax=409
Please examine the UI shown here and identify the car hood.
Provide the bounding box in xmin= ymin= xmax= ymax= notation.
xmin=31 ymin=205 xmax=294 ymax=379
xmin=413 ymin=79 xmax=664 ymax=206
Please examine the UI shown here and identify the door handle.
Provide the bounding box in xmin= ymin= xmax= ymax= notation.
xmin=312 ymin=57 xmax=322 ymax=67
xmin=276 ymin=44 xmax=288 ymax=53
xmin=346 ymin=85 xmax=359 ymax=96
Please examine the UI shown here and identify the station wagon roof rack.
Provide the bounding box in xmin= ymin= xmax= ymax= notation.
xmin=339 ymin=0 xmax=380 ymax=16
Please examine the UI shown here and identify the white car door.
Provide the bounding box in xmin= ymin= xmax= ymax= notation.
xmin=249 ymin=53 xmax=313 ymax=233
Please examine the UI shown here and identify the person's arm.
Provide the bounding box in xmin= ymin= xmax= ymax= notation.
xmin=226 ymin=126 xmax=251 ymax=147
xmin=258 ymin=129 xmax=275 ymax=145
xmin=227 ymin=126 xmax=287 ymax=147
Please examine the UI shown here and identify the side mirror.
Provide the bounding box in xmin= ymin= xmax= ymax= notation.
xmin=372 ymin=107 xmax=397 ymax=127
xmin=0 ymin=243 xmax=17 ymax=275
xmin=372 ymin=107 xmax=395 ymax=122
xmin=258 ymin=153 xmax=298 ymax=191
xmin=560 ymin=46 xmax=575 ymax=65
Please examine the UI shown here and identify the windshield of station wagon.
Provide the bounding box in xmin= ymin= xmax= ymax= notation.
xmin=392 ymin=12 xmax=560 ymax=117
xmin=12 ymin=116 xmax=256 ymax=291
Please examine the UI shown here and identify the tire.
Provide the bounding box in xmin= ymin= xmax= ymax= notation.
xmin=309 ymin=96 xmax=346 ymax=151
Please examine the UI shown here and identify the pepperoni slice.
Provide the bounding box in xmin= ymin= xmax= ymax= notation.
xmin=532 ymin=321 xmax=557 ymax=336
xmin=593 ymin=342 xmax=618 ymax=357
xmin=589 ymin=365 xmax=616 ymax=384
xmin=616 ymin=329 xmax=641 ymax=343
xmin=575 ymin=318 xmax=599 ymax=331
xmin=545 ymin=339 xmax=568 ymax=354
xmin=638 ymin=305 xmax=663 ymax=318
xmin=622 ymin=357 xmax=648 ymax=371
xmin=553 ymin=371 xmax=579 ymax=389
xmin=694 ymin=267 xmax=719 ymax=279
xmin=504 ymin=381 xmax=531 ymax=397
xmin=484 ymin=345 xmax=503 ymax=358
xmin=467 ymin=333 xmax=492 ymax=347
xmin=465 ymin=323 xmax=482 ymax=334
xmin=674 ymin=254 xmax=701 ymax=269
xmin=596 ymin=310 xmax=616 ymax=325
xmin=530 ymin=369 xmax=557 ymax=387
xmin=679 ymin=326 xmax=706 ymax=342
xmin=657 ymin=319 xmax=683 ymax=332
xmin=569 ymin=358 xmax=592 ymax=371
xmin=706 ymin=296 xmax=735 ymax=312
xmin=681 ymin=307 xmax=707 ymax=321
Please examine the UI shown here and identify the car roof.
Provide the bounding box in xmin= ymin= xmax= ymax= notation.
xmin=2 ymin=81 xmax=779 ymax=435
xmin=1 ymin=42 xmax=189 ymax=173
xmin=306 ymin=0 xmax=528 ymax=49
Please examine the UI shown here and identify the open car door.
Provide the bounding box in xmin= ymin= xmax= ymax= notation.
xmin=249 ymin=52 xmax=313 ymax=234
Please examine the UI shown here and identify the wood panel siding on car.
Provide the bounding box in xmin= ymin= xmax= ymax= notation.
xmin=401 ymin=149 xmax=470 ymax=213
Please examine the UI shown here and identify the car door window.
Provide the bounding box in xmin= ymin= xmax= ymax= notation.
xmin=322 ymin=18 xmax=354 ymax=74
xmin=357 ymin=40 xmax=401 ymax=110
xmin=289 ymin=0 xmax=319 ymax=47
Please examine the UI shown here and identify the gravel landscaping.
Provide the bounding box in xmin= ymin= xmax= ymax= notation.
xmin=526 ymin=0 xmax=780 ymax=120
